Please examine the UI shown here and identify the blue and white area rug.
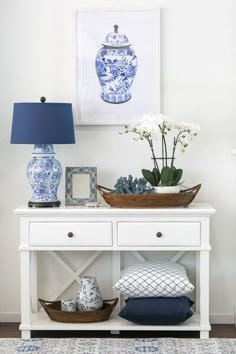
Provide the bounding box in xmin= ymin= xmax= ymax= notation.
xmin=0 ymin=338 xmax=236 ymax=354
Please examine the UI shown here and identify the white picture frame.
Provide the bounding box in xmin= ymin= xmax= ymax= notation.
xmin=75 ymin=6 xmax=160 ymax=125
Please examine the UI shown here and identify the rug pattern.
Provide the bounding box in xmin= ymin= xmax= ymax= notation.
xmin=0 ymin=338 xmax=235 ymax=354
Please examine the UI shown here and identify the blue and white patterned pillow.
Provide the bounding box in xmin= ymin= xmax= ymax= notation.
xmin=113 ymin=261 xmax=194 ymax=297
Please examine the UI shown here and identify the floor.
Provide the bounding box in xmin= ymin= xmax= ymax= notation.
xmin=0 ymin=323 xmax=235 ymax=339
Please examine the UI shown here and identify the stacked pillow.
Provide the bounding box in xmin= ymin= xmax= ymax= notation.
xmin=113 ymin=261 xmax=194 ymax=325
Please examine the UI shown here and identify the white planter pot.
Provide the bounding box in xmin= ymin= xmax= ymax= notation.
xmin=153 ymin=186 xmax=180 ymax=194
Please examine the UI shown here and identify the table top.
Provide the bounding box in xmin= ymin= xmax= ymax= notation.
xmin=14 ymin=202 xmax=216 ymax=216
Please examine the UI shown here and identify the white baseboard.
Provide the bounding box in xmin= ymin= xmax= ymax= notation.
xmin=210 ymin=313 xmax=234 ymax=324
xmin=0 ymin=312 xmax=234 ymax=325
xmin=0 ymin=312 xmax=21 ymax=322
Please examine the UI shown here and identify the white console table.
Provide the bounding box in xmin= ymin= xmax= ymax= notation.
xmin=15 ymin=203 xmax=215 ymax=339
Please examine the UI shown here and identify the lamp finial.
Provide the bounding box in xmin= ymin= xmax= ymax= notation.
xmin=114 ymin=25 xmax=118 ymax=33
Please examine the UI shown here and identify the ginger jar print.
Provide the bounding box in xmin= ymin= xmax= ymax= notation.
xmin=95 ymin=25 xmax=138 ymax=104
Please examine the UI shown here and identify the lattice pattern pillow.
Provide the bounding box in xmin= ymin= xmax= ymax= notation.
xmin=113 ymin=261 xmax=194 ymax=297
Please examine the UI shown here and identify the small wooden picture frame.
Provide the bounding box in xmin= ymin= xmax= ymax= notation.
xmin=65 ymin=167 xmax=97 ymax=206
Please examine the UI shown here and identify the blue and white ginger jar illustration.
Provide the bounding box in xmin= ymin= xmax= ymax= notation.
xmin=95 ymin=25 xmax=138 ymax=104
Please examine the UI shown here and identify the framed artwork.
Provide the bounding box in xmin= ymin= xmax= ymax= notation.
xmin=65 ymin=167 xmax=97 ymax=206
xmin=75 ymin=6 xmax=160 ymax=125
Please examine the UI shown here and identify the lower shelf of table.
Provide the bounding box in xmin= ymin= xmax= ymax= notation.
xmin=20 ymin=312 xmax=210 ymax=332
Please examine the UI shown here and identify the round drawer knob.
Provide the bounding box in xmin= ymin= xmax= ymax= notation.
xmin=156 ymin=232 xmax=162 ymax=238
xmin=68 ymin=232 xmax=73 ymax=238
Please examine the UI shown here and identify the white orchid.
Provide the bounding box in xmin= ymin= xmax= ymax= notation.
xmin=124 ymin=113 xmax=166 ymax=139
xmin=137 ymin=113 xmax=164 ymax=135
xmin=180 ymin=136 xmax=188 ymax=146
xmin=121 ymin=113 xmax=199 ymax=172
xmin=174 ymin=122 xmax=200 ymax=138
xmin=179 ymin=136 xmax=189 ymax=153
xmin=161 ymin=120 xmax=173 ymax=134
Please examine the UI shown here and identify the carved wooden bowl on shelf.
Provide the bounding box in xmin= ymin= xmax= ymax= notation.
xmin=39 ymin=298 xmax=119 ymax=323
xmin=97 ymin=184 xmax=201 ymax=208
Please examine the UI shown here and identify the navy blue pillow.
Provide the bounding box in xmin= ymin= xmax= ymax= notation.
xmin=119 ymin=297 xmax=194 ymax=325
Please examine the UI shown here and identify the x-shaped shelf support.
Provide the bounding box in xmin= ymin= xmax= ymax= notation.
xmin=48 ymin=250 xmax=103 ymax=301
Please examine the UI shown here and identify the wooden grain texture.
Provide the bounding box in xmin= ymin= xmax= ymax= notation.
xmin=97 ymin=184 xmax=201 ymax=208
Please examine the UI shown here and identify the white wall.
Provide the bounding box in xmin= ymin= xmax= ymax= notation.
xmin=0 ymin=0 xmax=235 ymax=323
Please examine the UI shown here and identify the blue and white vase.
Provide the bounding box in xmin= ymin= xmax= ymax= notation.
xmin=77 ymin=276 xmax=103 ymax=311
xmin=95 ymin=25 xmax=138 ymax=104
xmin=27 ymin=144 xmax=62 ymax=205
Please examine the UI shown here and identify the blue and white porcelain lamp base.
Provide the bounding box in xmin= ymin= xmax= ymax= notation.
xmin=27 ymin=144 xmax=62 ymax=208
xmin=10 ymin=97 xmax=75 ymax=207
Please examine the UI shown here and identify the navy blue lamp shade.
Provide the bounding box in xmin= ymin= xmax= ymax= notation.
xmin=10 ymin=99 xmax=75 ymax=207
xmin=11 ymin=102 xmax=75 ymax=144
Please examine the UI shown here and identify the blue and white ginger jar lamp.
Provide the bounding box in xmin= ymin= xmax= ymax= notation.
xmin=10 ymin=97 xmax=75 ymax=207
xmin=95 ymin=25 xmax=138 ymax=104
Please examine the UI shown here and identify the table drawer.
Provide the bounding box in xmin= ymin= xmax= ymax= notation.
xmin=30 ymin=222 xmax=112 ymax=246
xmin=117 ymin=222 xmax=200 ymax=246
